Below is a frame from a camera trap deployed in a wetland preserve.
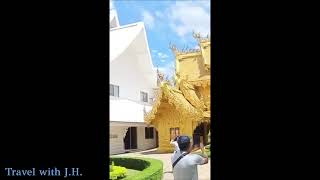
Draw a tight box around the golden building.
[145,33,211,153]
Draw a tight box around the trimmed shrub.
[110,157,150,171]
[110,157,163,180]
[109,162,127,180]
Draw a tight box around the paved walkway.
[112,148,210,180]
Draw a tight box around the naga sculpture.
[175,73,206,110]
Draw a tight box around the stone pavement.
[112,148,211,180]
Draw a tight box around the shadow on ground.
[163,171,173,174]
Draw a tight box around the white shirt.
[171,141,179,152]
[171,151,205,180]
[170,141,180,164]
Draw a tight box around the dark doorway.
[124,127,137,150]
[156,130,159,147]
[193,122,209,147]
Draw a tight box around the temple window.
[140,91,148,102]
[110,84,119,97]
[170,127,180,140]
[145,127,154,139]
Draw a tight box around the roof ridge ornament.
[169,42,179,55]
[156,67,165,85]
[169,42,201,55]
[193,31,201,41]
[193,31,210,42]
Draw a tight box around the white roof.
[110,9,120,28]
[110,22,156,86]
[110,98,152,123]
[110,23,142,62]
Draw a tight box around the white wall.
[110,124,157,155]
[110,99,153,123]
[110,22,157,155]
[110,50,155,103]
[110,126,127,155]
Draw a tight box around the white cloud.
[158,52,169,59]
[167,1,210,38]
[152,49,158,53]
[142,10,155,29]
[157,52,169,62]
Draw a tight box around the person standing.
[171,136,208,180]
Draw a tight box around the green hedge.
[110,157,163,180]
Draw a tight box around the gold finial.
[193,31,201,41]
[193,31,211,43]
[169,42,178,54]
[157,69,164,83]
[204,33,210,42]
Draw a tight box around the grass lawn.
[119,169,141,180]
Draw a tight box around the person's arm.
[192,153,208,165]
[191,146,200,152]
[170,136,179,145]
[199,143,209,164]
[170,139,174,145]
[170,137,177,146]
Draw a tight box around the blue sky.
[110,0,210,79]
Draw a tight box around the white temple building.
[109,8,158,155]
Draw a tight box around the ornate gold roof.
[145,82,203,124]
[146,33,211,125]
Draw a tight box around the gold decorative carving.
[176,74,206,110]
